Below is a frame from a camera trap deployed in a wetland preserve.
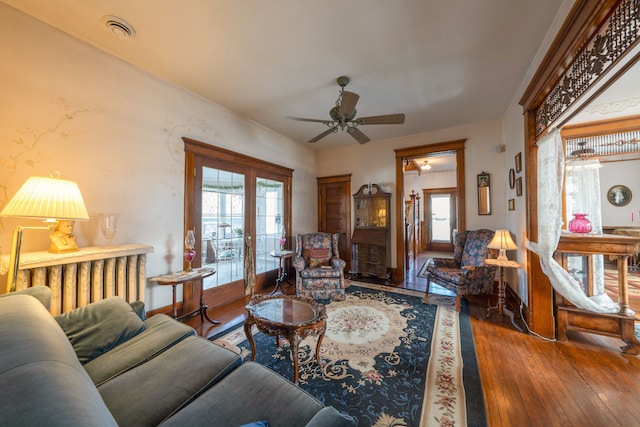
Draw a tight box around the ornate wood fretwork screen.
[536,0,640,136]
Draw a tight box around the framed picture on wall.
[508,199,515,211]
[607,185,632,207]
[509,169,515,189]
[515,152,522,173]
[516,177,523,197]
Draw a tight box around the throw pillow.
[309,248,331,267]
[55,296,146,364]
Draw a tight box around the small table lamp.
[485,229,523,332]
[1,174,89,292]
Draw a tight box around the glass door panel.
[201,167,245,290]
[255,178,284,275]
[430,194,452,242]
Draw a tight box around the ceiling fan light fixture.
[420,161,431,170]
[287,75,405,144]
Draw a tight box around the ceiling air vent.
[101,15,136,39]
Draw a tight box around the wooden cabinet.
[349,184,391,282]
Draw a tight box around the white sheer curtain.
[526,129,618,313]
[565,158,605,297]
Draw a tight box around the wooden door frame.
[394,140,466,282]
[519,0,640,337]
[317,174,352,270]
[423,187,457,252]
[183,137,293,312]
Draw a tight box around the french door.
[184,138,292,309]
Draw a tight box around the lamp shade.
[487,229,517,261]
[0,176,89,221]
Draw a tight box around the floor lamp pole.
[6,225,50,293]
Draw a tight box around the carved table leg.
[244,320,257,361]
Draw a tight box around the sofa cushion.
[84,313,195,386]
[305,406,356,427]
[160,362,325,427]
[98,335,242,426]
[55,296,147,364]
[0,295,117,427]
[0,285,51,309]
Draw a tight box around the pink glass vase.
[568,213,592,234]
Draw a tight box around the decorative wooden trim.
[533,0,640,136]
[521,0,636,338]
[394,139,466,283]
[561,113,640,138]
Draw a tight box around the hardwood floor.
[181,253,640,427]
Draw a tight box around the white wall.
[316,119,507,267]
[600,161,640,225]
[0,4,318,310]
[501,0,578,302]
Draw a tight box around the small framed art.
[516,177,523,197]
[607,185,632,207]
[515,152,522,173]
[509,168,515,189]
[508,199,515,211]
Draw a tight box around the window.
[184,138,292,307]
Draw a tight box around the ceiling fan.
[287,76,405,144]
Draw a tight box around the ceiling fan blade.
[347,127,370,144]
[339,91,359,118]
[286,116,328,123]
[356,113,405,125]
[308,127,336,143]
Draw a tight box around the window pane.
[201,167,245,290]
[255,178,284,275]
[430,194,451,242]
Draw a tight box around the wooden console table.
[554,233,640,354]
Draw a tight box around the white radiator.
[10,243,153,315]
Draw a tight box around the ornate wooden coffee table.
[244,294,326,384]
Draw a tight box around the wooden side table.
[483,258,523,332]
[269,250,294,295]
[150,268,219,324]
[244,294,326,384]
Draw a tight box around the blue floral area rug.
[212,283,486,427]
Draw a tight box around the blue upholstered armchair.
[293,232,346,301]
[424,229,498,311]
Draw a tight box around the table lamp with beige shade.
[1,173,89,292]
[484,229,523,332]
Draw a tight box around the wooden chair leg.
[423,279,431,304]
[455,295,461,312]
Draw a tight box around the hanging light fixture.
[420,161,432,171]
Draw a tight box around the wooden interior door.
[317,174,351,270]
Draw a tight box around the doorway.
[394,139,466,282]
[184,138,293,311]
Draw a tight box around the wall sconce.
[1,174,89,292]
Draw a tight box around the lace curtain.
[526,129,618,313]
[565,157,606,298]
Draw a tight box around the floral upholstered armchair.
[293,232,346,301]
[424,229,498,311]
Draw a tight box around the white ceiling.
[2,0,564,150]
